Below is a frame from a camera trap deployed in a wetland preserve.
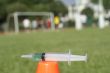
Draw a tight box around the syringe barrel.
[45,53,70,61]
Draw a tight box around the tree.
[6,2,29,13]
[0,2,7,24]
[32,4,50,12]
[92,0,110,10]
[49,2,67,15]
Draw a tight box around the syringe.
[21,52,87,62]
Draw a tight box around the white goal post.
[9,12,55,33]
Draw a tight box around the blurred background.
[0,0,110,73]
[0,0,110,32]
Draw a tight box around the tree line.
[0,0,110,24]
[0,0,67,24]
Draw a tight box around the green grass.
[0,28,110,73]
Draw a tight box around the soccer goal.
[7,12,55,33]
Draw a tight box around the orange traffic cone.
[36,61,60,73]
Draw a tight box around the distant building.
[61,0,107,29]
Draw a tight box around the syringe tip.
[21,54,33,58]
[21,55,26,58]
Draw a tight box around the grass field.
[0,28,110,73]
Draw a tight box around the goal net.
[7,12,55,33]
